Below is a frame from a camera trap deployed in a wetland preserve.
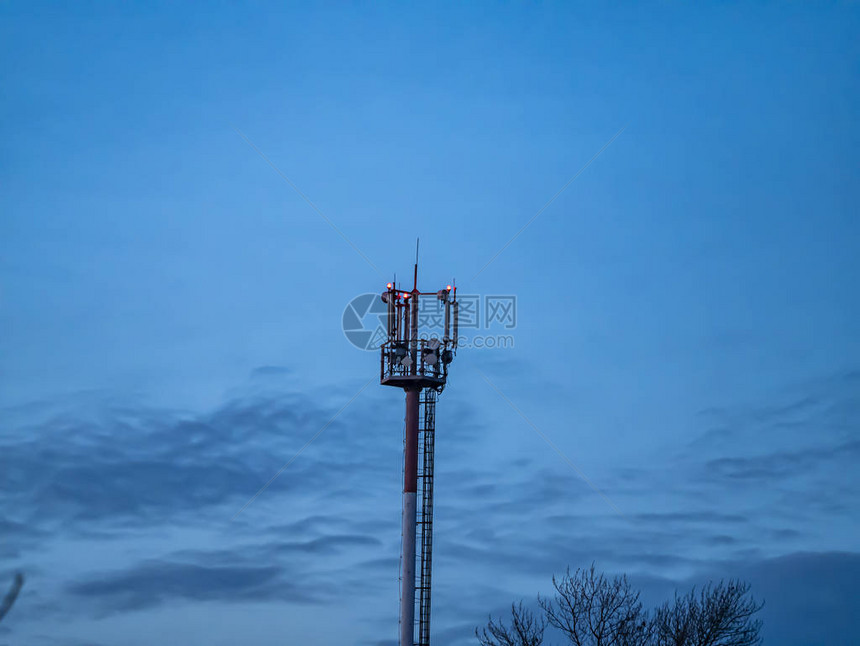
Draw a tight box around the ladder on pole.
[415,389,437,646]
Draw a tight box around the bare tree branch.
[477,601,547,646]
[0,573,24,623]
[537,564,650,646]
[653,580,763,646]
[475,566,764,646]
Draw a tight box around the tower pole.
[380,263,457,646]
[400,387,420,646]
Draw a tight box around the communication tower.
[379,257,458,646]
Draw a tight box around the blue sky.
[1,2,858,645]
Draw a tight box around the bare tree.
[537,564,651,646]
[477,601,547,646]
[0,573,24,623]
[652,580,763,646]
[476,567,764,646]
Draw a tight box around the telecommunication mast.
[379,257,458,646]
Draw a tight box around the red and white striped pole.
[400,386,419,646]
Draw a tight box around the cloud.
[1,368,858,645]
[0,374,493,635]
[705,440,860,481]
[0,383,408,535]
[631,511,749,524]
[65,530,385,615]
[249,365,292,378]
[460,551,860,646]
[0,519,44,558]
[746,551,860,646]
[636,551,860,646]
[690,370,860,452]
[68,561,293,613]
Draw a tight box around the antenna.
[413,237,419,292]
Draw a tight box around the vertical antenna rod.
[413,238,419,292]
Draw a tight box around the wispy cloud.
[1,369,858,644]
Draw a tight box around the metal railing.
[380,338,451,384]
